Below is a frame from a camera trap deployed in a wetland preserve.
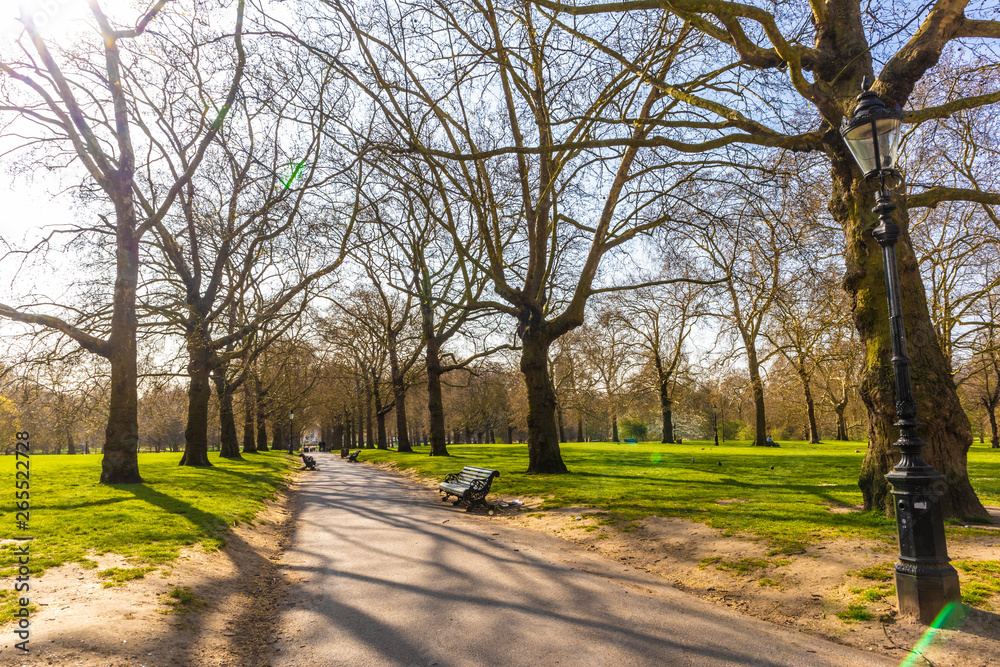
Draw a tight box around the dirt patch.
[497,507,1000,667]
[0,475,300,666]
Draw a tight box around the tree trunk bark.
[213,366,242,459]
[660,373,674,444]
[520,333,568,473]
[746,345,767,447]
[242,387,257,453]
[426,341,449,456]
[834,391,849,441]
[392,380,411,453]
[272,420,283,454]
[833,152,986,518]
[101,199,142,483]
[373,368,388,450]
[796,365,821,444]
[988,403,998,449]
[365,378,375,448]
[180,351,213,466]
[387,333,413,452]
[256,413,269,451]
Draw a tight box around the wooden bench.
[347,450,361,462]
[299,452,317,470]
[439,466,500,513]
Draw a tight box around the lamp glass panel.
[845,116,902,175]
[876,117,902,171]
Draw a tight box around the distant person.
[765,434,777,447]
[318,440,326,452]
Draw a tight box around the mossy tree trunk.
[521,331,568,474]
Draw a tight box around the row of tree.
[1,0,999,520]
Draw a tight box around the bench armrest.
[443,472,460,482]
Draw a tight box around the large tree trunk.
[834,390,849,441]
[659,370,674,444]
[426,354,449,456]
[520,333,568,473]
[389,341,412,452]
[242,387,257,453]
[832,152,986,518]
[213,366,242,459]
[256,413,269,451]
[364,378,374,448]
[796,364,821,444]
[272,420,283,454]
[101,204,142,483]
[422,300,450,456]
[180,349,213,466]
[373,369,388,450]
[746,345,767,447]
[611,414,619,443]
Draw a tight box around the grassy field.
[361,439,1000,553]
[1,441,997,622]
[0,450,294,622]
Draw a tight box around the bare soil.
[0,477,299,667]
[3,464,998,667]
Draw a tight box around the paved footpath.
[272,454,895,667]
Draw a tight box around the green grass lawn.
[363,439,1000,554]
[0,450,294,622]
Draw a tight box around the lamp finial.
[862,75,872,92]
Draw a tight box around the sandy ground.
[1,461,997,666]
[0,478,298,667]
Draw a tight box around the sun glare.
[0,0,143,40]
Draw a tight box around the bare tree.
[534,0,1000,516]
[0,0,249,481]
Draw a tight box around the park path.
[271,454,895,667]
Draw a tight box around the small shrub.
[618,417,648,441]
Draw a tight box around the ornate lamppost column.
[841,78,961,624]
[289,409,295,454]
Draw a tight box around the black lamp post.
[841,77,960,624]
[289,410,295,453]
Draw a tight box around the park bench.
[439,466,501,513]
[347,450,361,462]
[623,438,638,444]
[299,452,317,470]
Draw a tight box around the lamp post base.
[895,565,961,624]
